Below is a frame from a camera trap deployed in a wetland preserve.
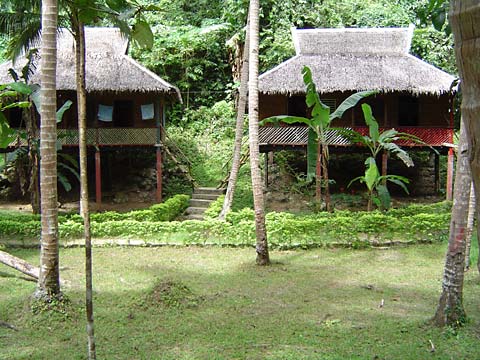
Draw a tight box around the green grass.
[1,243,480,359]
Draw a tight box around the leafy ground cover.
[0,201,452,249]
[1,244,479,359]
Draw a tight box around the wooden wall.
[259,91,452,128]
[57,91,164,129]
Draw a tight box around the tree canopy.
[126,0,456,109]
[0,0,456,110]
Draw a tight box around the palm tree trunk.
[75,23,97,359]
[25,106,40,214]
[433,118,470,327]
[464,182,475,270]
[449,0,480,279]
[248,0,269,266]
[450,0,480,278]
[36,0,60,300]
[73,20,96,359]
[0,250,39,279]
[219,15,250,220]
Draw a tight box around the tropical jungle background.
[0,0,457,210]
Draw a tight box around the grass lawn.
[1,244,479,359]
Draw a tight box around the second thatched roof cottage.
[258,26,456,196]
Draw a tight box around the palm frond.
[6,18,41,61]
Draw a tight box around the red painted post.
[156,147,162,203]
[95,150,102,204]
[446,148,454,201]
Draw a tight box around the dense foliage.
[129,0,456,111]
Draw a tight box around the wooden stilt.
[155,98,163,203]
[446,148,454,201]
[264,152,268,188]
[434,152,440,193]
[95,149,102,204]
[156,146,162,203]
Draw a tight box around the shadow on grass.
[1,246,480,359]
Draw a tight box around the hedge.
[0,194,190,240]
[90,194,190,223]
[0,201,451,249]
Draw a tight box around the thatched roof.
[259,26,455,96]
[0,27,181,100]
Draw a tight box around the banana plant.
[0,82,31,148]
[340,103,426,211]
[349,157,409,211]
[0,81,76,193]
[260,66,376,211]
[336,103,424,168]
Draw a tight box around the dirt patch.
[142,279,202,309]
[0,198,157,214]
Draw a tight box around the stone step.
[191,193,220,201]
[194,187,226,196]
[189,199,212,208]
[185,207,207,215]
[183,214,205,221]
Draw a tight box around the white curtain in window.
[98,104,113,122]
[141,103,154,120]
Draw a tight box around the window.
[113,100,134,127]
[398,96,419,126]
[322,99,337,112]
[8,107,23,128]
[98,104,113,123]
[354,98,384,126]
[288,96,307,117]
[141,103,154,121]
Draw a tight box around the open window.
[287,96,307,117]
[7,107,23,128]
[113,100,134,127]
[398,96,419,126]
[355,97,384,126]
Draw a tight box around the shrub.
[0,201,452,249]
[0,220,40,238]
[225,208,255,225]
[90,194,190,223]
[149,194,190,221]
[203,195,225,220]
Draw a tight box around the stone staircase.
[184,187,226,220]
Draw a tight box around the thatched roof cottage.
[0,27,181,203]
[258,26,456,196]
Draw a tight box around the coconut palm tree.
[464,182,475,270]
[433,118,470,327]
[450,0,480,274]
[220,15,249,220]
[1,3,153,356]
[248,0,269,265]
[432,0,480,328]
[36,0,60,300]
